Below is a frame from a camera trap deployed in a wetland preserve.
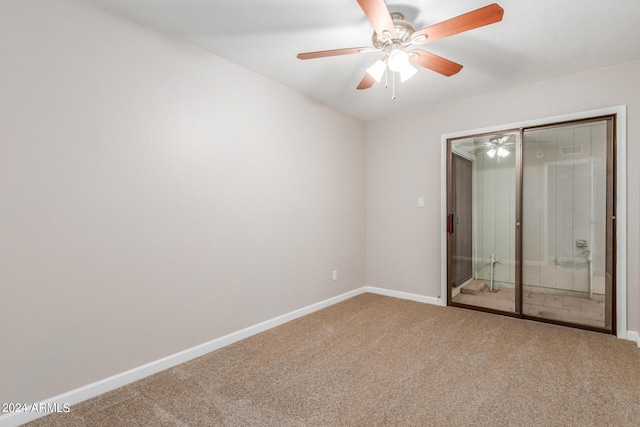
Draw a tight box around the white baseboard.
[627,331,640,347]
[0,287,368,427]
[363,286,444,306]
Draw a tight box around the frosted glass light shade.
[366,60,386,82]
[387,49,408,72]
[387,49,417,82]
[398,62,417,82]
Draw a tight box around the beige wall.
[0,0,365,403]
[366,61,640,331]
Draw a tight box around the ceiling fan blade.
[409,50,463,76]
[357,73,376,90]
[411,3,504,45]
[297,47,375,60]
[357,0,397,39]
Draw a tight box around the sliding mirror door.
[521,117,614,332]
[447,131,521,315]
[446,116,615,334]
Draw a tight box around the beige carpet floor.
[26,293,640,426]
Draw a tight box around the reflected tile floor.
[452,288,606,329]
[453,287,516,313]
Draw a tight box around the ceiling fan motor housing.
[372,13,416,48]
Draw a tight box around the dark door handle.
[447,213,455,234]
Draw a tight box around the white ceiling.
[91,0,640,121]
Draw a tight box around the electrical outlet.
[332,270,338,281]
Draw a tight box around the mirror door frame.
[441,107,627,337]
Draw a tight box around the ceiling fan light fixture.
[387,48,409,72]
[387,48,417,82]
[366,59,387,82]
[497,146,509,157]
[397,61,417,82]
[296,2,505,91]
[487,148,497,158]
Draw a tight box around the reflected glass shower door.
[448,131,520,315]
[522,118,614,331]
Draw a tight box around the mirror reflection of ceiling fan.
[297,0,504,96]
[484,135,513,160]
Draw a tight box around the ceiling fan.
[297,0,504,93]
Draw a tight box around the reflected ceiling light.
[486,135,511,159]
[487,146,509,158]
[497,146,510,157]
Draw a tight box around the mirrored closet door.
[447,130,521,316]
[521,118,614,332]
[447,116,615,334]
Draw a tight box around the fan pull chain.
[392,71,396,100]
